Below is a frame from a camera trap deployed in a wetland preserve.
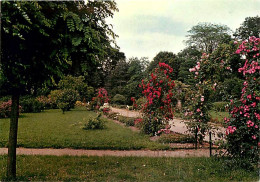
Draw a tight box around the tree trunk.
[7,93,20,179]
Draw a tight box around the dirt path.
[110,107,225,142]
[0,148,219,157]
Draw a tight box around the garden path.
[110,107,225,142]
[0,148,219,157]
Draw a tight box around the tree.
[1,1,118,179]
[186,23,232,53]
[234,16,260,40]
[177,47,201,85]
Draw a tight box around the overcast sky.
[107,0,260,60]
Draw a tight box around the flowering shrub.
[20,96,44,113]
[225,36,260,163]
[187,53,214,143]
[0,100,22,118]
[139,62,175,135]
[90,88,110,110]
[36,95,56,109]
[131,97,137,110]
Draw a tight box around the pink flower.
[252,135,256,140]
[200,96,204,102]
[195,72,199,75]
[196,108,201,112]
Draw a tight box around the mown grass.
[0,107,168,150]
[0,155,258,181]
[209,110,230,125]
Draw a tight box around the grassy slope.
[0,155,258,181]
[0,107,167,150]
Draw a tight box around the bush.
[117,115,135,126]
[49,90,63,107]
[0,96,11,102]
[0,100,22,118]
[58,75,88,101]
[138,117,164,136]
[158,133,194,143]
[212,102,229,112]
[36,95,56,109]
[135,97,146,110]
[83,114,106,130]
[112,94,126,105]
[56,89,79,113]
[20,96,44,113]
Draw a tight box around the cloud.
[108,0,260,59]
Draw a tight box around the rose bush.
[225,36,260,163]
[139,62,175,135]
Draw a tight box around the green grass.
[0,107,168,150]
[0,155,258,181]
[209,110,230,125]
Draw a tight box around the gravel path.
[110,107,225,142]
[0,148,218,157]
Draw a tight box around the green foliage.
[136,97,146,110]
[112,94,126,105]
[117,115,136,126]
[212,102,229,112]
[234,16,260,40]
[19,96,44,113]
[56,89,79,113]
[58,75,88,101]
[186,23,232,53]
[83,114,106,130]
[138,117,164,136]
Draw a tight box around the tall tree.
[234,16,260,40]
[1,1,118,179]
[185,23,232,53]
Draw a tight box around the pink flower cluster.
[226,126,237,135]
[189,61,201,75]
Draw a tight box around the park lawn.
[0,107,168,150]
[209,110,230,125]
[0,155,258,181]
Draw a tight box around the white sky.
[107,0,260,60]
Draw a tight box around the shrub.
[106,112,118,120]
[20,96,44,113]
[117,115,135,126]
[0,96,11,102]
[58,75,88,101]
[56,89,79,113]
[138,117,164,135]
[158,133,194,143]
[90,88,110,110]
[49,90,63,107]
[83,114,106,130]
[136,97,146,110]
[112,94,126,105]
[36,95,56,109]
[0,100,22,118]
[212,102,229,112]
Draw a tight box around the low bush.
[158,133,194,143]
[83,114,106,130]
[112,94,126,105]
[56,89,79,113]
[36,95,57,109]
[136,97,146,110]
[137,117,165,135]
[0,100,22,118]
[117,115,135,126]
[212,102,229,112]
[0,96,11,102]
[20,96,44,113]
[106,112,118,120]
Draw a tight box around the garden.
[0,1,259,181]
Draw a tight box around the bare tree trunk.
[7,93,20,179]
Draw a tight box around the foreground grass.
[0,107,167,150]
[0,155,258,181]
